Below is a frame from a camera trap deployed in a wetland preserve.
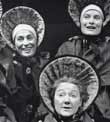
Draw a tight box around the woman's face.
[14,29,37,57]
[54,82,82,117]
[80,10,103,36]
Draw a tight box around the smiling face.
[80,9,103,36]
[54,82,82,117]
[14,29,37,57]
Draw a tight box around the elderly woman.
[38,56,100,122]
[0,6,50,122]
[57,0,110,120]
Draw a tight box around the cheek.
[80,19,88,30]
[80,17,86,25]
[80,20,87,33]
[30,39,37,48]
[54,96,62,107]
[72,101,81,114]
[71,98,82,114]
[15,41,22,48]
[96,21,103,27]
[71,98,81,108]
[54,96,63,110]
[31,39,37,44]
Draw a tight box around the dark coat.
[7,51,50,122]
[57,35,110,119]
[34,110,110,122]
[0,44,17,122]
[34,112,94,122]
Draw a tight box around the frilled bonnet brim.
[1,6,45,50]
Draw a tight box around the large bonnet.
[39,56,99,113]
[68,0,110,27]
[1,6,45,50]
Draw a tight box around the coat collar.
[13,50,50,67]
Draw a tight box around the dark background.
[22,0,79,56]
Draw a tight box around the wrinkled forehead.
[55,82,80,97]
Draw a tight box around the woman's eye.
[70,93,77,98]
[58,93,65,97]
[17,36,24,41]
[94,15,101,20]
[71,94,76,97]
[84,14,90,19]
[27,35,34,40]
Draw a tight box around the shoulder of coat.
[40,51,50,59]
[68,35,83,42]
[43,113,57,122]
[105,36,110,43]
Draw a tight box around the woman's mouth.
[20,45,34,51]
[63,106,72,110]
[87,26,96,29]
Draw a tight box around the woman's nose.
[64,101,70,105]
[23,38,29,45]
[89,17,95,24]
[64,96,70,104]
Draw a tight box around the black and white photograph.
[0,0,110,122]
